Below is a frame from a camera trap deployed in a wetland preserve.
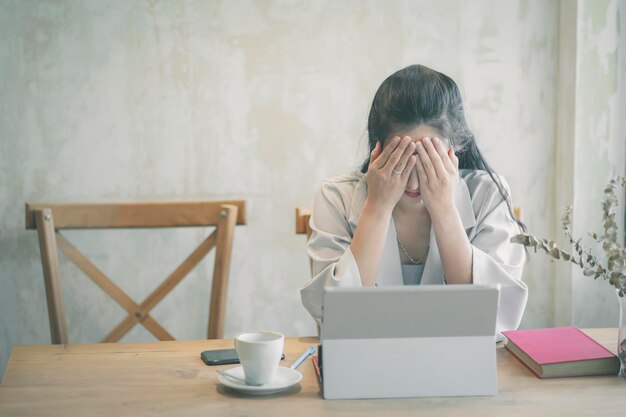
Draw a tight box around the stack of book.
[502,327,620,378]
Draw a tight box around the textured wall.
[0,0,563,378]
[569,0,626,326]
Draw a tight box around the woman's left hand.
[415,136,459,216]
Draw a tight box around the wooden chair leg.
[34,209,68,344]
[208,204,238,339]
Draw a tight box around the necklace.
[396,232,430,265]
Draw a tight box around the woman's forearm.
[350,200,392,287]
[431,207,473,284]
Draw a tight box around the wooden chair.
[296,204,520,337]
[295,207,312,239]
[296,205,523,239]
[25,201,246,344]
[295,207,314,277]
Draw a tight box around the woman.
[300,64,528,334]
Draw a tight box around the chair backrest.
[295,207,312,239]
[295,204,523,260]
[25,201,246,344]
[297,206,522,233]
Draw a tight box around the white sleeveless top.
[401,263,425,285]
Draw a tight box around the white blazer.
[300,169,528,334]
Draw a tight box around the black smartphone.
[200,349,285,366]
[201,349,239,366]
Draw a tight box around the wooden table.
[1,329,625,416]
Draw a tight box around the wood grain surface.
[1,330,624,417]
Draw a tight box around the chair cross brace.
[55,230,217,342]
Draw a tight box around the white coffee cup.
[234,331,284,386]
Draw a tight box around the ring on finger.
[392,168,403,175]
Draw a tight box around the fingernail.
[433,137,440,145]
[416,142,424,149]
[423,137,431,144]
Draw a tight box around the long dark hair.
[362,64,525,231]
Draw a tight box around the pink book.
[502,327,620,378]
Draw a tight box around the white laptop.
[319,284,500,399]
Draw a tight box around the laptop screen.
[321,284,499,340]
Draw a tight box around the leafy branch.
[511,176,626,297]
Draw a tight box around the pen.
[289,344,316,369]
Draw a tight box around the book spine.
[311,356,323,386]
[505,343,544,379]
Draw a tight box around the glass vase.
[618,290,626,377]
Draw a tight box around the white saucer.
[218,366,302,395]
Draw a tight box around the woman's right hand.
[352,136,416,286]
[366,136,416,214]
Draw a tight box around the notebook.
[320,284,500,399]
[502,326,620,378]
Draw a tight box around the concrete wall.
[0,0,619,379]
[566,0,626,327]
